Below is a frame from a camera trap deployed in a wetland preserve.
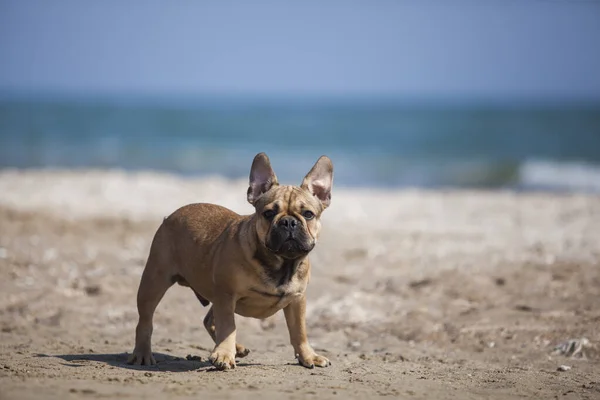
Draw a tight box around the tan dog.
[128,153,333,370]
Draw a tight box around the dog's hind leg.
[128,230,175,366]
[203,306,250,358]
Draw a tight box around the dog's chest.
[235,280,306,318]
[236,253,310,318]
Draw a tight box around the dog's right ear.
[248,152,279,205]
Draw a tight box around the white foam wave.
[519,160,600,192]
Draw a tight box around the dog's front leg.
[284,295,331,368]
[209,293,237,370]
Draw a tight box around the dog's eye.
[302,210,315,220]
[263,210,276,220]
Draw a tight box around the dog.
[128,152,333,370]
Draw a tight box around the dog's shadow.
[36,352,259,372]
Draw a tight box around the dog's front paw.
[297,351,331,369]
[127,348,156,366]
[209,348,236,370]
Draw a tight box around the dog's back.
[165,203,241,240]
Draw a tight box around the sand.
[1,169,599,399]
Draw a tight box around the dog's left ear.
[301,155,334,209]
[248,152,279,205]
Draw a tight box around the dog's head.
[247,153,333,260]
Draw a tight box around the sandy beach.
[1,169,599,399]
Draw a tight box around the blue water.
[1,96,600,191]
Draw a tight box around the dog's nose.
[278,216,298,230]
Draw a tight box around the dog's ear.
[301,155,333,209]
[248,152,279,205]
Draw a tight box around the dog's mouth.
[267,233,314,258]
[279,237,301,251]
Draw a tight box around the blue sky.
[1,0,600,100]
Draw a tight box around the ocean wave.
[2,100,600,193]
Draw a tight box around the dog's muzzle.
[267,216,314,258]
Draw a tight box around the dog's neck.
[247,217,306,287]
[254,244,305,287]
[241,214,308,287]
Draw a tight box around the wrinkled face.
[254,185,323,259]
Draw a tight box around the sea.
[1,95,600,192]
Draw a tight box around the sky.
[1,0,600,101]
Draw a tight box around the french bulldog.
[128,152,333,370]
